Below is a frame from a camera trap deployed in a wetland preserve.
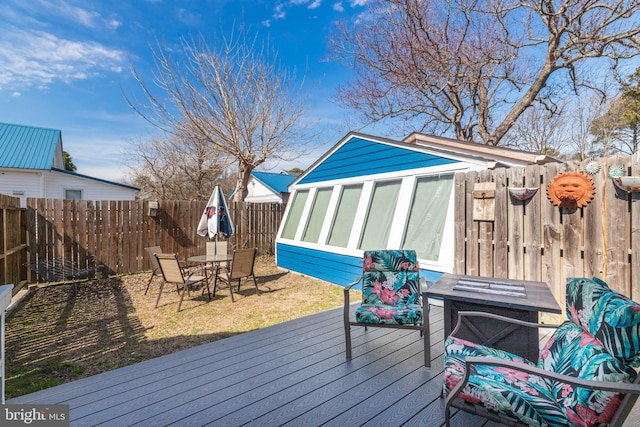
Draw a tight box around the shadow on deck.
[7,305,640,426]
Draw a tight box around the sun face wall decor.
[546,171,596,209]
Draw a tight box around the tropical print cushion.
[444,336,568,426]
[538,321,636,426]
[567,277,640,367]
[361,250,420,306]
[355,303,422,325]
[566,277,612,335]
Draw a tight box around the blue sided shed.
[275,132,557,289]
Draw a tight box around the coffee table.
[426,273,562,361]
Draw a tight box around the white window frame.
[276,163,468,273]
[64,188,83,200]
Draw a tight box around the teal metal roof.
[252,171,296,194]
[0,122,61,169]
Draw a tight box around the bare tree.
[329,0,640,146]
[126,29,315,202]
[590,96,638,154]
[591,69,640,154]
[566,92,612,160]
[125,134,227,201]
[502,103,568,156]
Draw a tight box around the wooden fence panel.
[477,169,494,277]
[524,164,542,282]
[453,173,467,273]
[19,199,284,283]
[454,153,640,306]
[605,155,630,295]
[583,160,604,280]
[632,153,640,298]
[465,170,479,275]
[508,166,525,280]
[0,194,27,294]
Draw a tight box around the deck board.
[8,305,639,426]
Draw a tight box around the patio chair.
[154,253,211,312]
[144,246,162,295]
[213,248,259,302]
[443,277,640,427]
[343,249,430,367]
[206,241,228,256]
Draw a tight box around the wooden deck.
[7,305,639,426]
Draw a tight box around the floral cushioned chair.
[443,277,640,427]
[343,249,430,367]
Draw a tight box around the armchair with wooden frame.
[443,277,640,427]
[154,253,211,312]
[343,249,430,367]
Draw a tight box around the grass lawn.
[5,255,361,399]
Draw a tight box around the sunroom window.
[280,190,309,239]
[302,188,333,243]
[327,184,363,248]
[358,180,401,250]
[402,174,453,260]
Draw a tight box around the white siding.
[244,178,283,203]
[0,168,137,207]
[45,171,137,201]
[0,169,44,206]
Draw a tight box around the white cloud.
[12,92,20,97]
[262,20,272,27]
[0,27,125,89]
[29,0,118,30]
[333,2,345,12]
[351,0,369,5]
[273,4,286,19]
[309,0,322,9]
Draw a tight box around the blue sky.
[0,0,381,183]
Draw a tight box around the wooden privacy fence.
[0,194,27,295]
[454,153,640,312]
[24,199,284,280]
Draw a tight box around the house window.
[402,174,454,261]
[358,180,401,250]
[280,190,309,239]
[302,188,333,243]
[327,184,363,248]
[65,189,82,200]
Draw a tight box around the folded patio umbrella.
[197,185,234,250]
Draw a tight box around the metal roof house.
[275,132,557,287]
[244,171,297,204]
[0,122,139,207]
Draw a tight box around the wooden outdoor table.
[426,273,562,361]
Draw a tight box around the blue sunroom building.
[275,132,556,288]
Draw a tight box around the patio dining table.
[187,254,233,295]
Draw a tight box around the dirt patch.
[5,255,361,399]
